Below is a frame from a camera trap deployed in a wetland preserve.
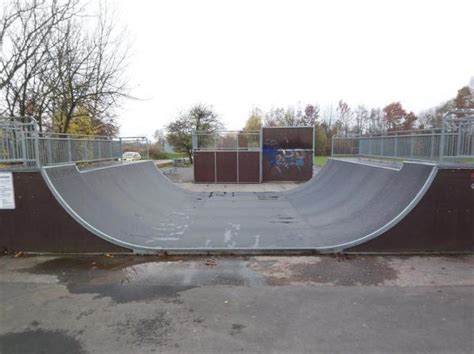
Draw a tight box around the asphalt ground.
[1,254,472,353]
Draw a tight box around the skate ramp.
[41,159,438,252]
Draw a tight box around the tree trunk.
[186,148,193,164]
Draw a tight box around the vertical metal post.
[214,151,217,183]
[409,133,414,158]
[456,122,462,157]
[191,130,196,151]
[67,135,72,162]
[259,127,263,183]
[20,127,27,166]
[236,132,239,183]
[84,139,88,162]
[439,117,446,162]
[191,131,197,166]
[430,131,434,161]
[146,138,150,159]
[394,133,398,158]
[214,132,217,183]
[97,138,101,160]
[380,135,384,156]
[331,136,335,156]
[47,137,53,165]
[119,137,123,163]
[33,122,40,168]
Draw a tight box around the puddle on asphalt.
[24,255,267,303]
[0,329,84,354]
[24,255,402,292]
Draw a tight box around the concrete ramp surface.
[38,159,465,253]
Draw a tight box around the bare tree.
[367,108,384,133]
[263,104,319,127]
[336,100,352,137]
[353,105,369,134]
[47,2,129,134]
[1,0,130,136]
[1,0,79,129]
[321,104,336,129]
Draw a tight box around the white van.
[122,151,142,161]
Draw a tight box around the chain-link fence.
[0,117,148,169]
[332,115,474,163]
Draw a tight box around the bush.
[148,143,186,160]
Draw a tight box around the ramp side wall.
[0,171,130,253]
[346,167,474,253]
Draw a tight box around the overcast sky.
[114,0,474,138]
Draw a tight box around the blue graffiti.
[263,147,305,171]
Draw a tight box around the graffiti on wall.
[263,138,307,177]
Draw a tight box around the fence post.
[380,135,384,156]
[119,137,123,163]
[145,138,149,159]
[259,127,263,183]
[33,122,40,168]
[236,133,239,183]
[331,136,335,156]
[84,139,88,161]
[430,131,434,161]
[394,133,398,158]
[439,117,446,162]
[456,122,463,157]
[191,130,196,152]
[19,127,27,166]
[67,135,72,162]
[97,138,101,160]
[47,137,53,165]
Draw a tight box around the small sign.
[0,172,15,209]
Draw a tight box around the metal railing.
[192,130,261,151]
[0,116,149,169]
[331,115,474,163]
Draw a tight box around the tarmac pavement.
[0,254,472,353]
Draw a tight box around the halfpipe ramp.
[1,159,472,253]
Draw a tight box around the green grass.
[313,156,329,167]
[150,151,187,160]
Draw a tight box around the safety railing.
[331,115,474,163]
[192,130,261,151]
[0,116,149,169]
